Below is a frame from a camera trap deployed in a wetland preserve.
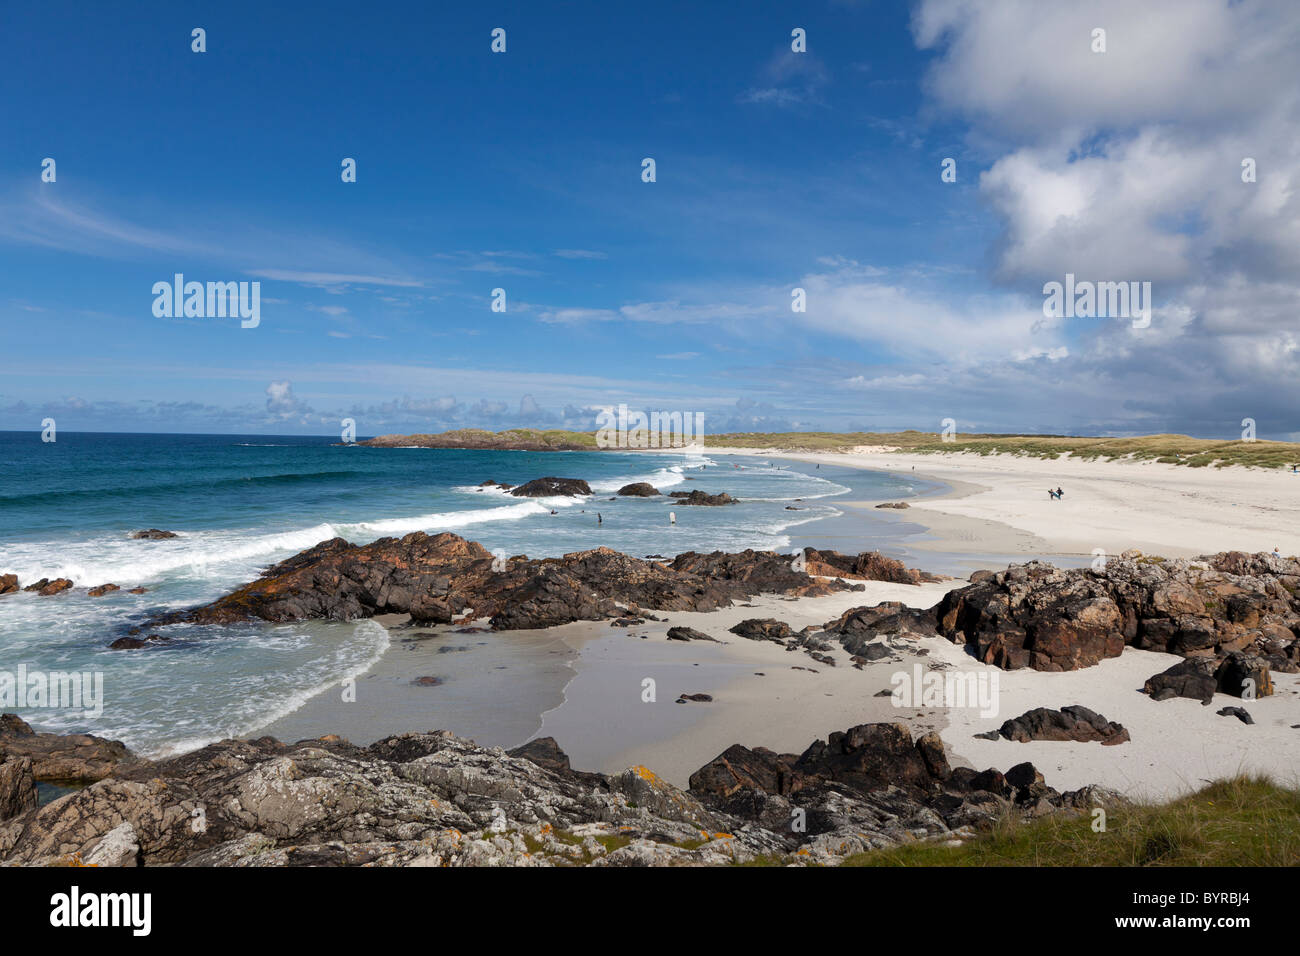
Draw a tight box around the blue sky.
[2,0,1298,438]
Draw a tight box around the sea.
[0,431,932,756]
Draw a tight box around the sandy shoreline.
[248,447,1300,803]
[713,445,1299,558]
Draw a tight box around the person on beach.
[669,511,676,525]
[1056,486,1064,498]
[597,513,602,525]
[1048,488,1058,500]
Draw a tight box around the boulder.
[666,627,719,642]
[616,482,660,497]
[508,477,592,497]
[130,529,178,539]
[729,619,795,644]
[668,490,737,506]
[87,583,120,597]
[996,706,1130,745]
[0,575,18,595]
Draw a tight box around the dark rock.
[508,477,592,497]
[506,736,571,773]
[677,694,713,703]
[0,714,134,783]
[997,706,1130,745]
[874,501,910,509]
[1216,706,1254,725]
[0,575,18,595]
[411,676,445,687]
[729,619,795,644]
[616,482,660,497]
[668,490,737,506]
[1144,658,1220,703]
[130,529,178,539]
[87,583,120,597]
[23,578,72,596]
[666,627,719,642]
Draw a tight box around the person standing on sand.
[1056,486,1064,498]
[1048,488,1058,500]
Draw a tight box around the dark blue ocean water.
[0,432,917,754]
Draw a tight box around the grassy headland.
[838,775,1300,867]
[360,427,1300,469]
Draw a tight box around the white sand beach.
[715,445,1299,559]
[537,448,1300,800]
[255,448,1300,804]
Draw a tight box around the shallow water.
[0,433,924,754]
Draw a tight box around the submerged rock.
[22,578,72,596]
[130,529,178,539]
[669,490,737,506]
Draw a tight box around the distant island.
[359,428,1300,469]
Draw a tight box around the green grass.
[362,427,1300,469]
[839,776,1300,867]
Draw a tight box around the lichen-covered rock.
[0,723,1116,867]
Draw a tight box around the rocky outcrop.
[994,706,1130,745]
[616,482,660,497]
[477,479,513,490]
[87,583,120,597]
[669,490,737,506]
[145,533,861,632]
[687,722,1122,859]
[0,755,37,820]
[875,501,910,509]
[0,722,1118,867]
[1143,652,1273,703]
[934,553,1300,682]
[801,548,939,585]
[0,575,18,595]
[508,477,592,497]
[0,714,134,783]
[22,578,72,596]
[130,529,178,539]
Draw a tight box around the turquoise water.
[0,432,922,755]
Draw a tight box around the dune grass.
[362,427,1300,469]
[839,775,1300,867]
